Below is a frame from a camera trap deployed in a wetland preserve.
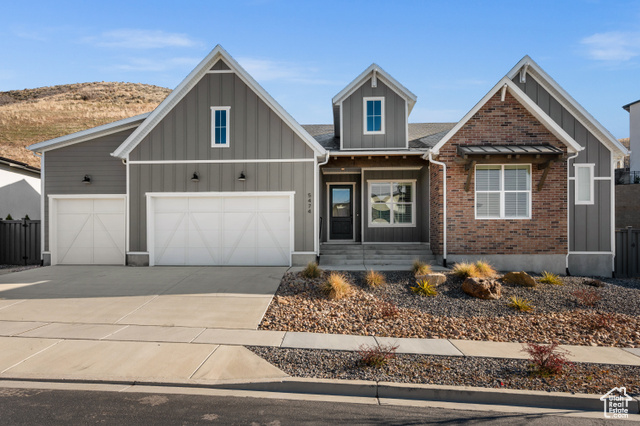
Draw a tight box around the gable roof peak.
[111,44,325,158]
[507,55,629,158]
[332,63,417,114]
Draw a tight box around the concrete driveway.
[0,266,286,330]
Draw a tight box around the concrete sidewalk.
[1,320,639,369]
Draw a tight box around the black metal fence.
[615,169,640,185]
[0,219,41,265]
[615,227,640,278]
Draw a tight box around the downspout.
[315,153,330,257]
[611,158,617,277]
[565,151,580,276]
[426,151,447,267]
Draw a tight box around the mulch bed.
[259,271,640,347]
[249,346,640,396]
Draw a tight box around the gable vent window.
[574,164,594,205]
[211,106,230,148]
[363,97,385,135]
[475,165,531,219]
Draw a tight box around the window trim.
[367,179,416,227]
[210,106,231,148]
[574,163,595,205]
[474,164,532,220]
[363,96,385,135]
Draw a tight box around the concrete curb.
[0,376,638,414]
[213,378,640,413]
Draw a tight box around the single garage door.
[149,193,292,266]
[51,196,126,265]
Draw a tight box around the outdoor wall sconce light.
[191,172,199,182]
[82,175,91,184]
[238,171,246,181]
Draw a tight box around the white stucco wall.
[630,102,640,173]
[0,168,41,220]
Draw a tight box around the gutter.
[315,153,330,256]
[424,151,447,267]
[565,151,581,275]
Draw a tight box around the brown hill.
[0,82,171,168]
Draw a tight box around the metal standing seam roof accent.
[457,145,565,156]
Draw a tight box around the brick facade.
[430,91,568,256]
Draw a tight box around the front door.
[329,185,353,240]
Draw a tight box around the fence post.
[627,226,634,278]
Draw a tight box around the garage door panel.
[151,194,291,266]
[94,247,124,264]
[57,199,93,214]
[189,197,222,211]
[60,247,93,264]
[93,199,124,213]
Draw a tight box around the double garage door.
[149,194,292,266]
[51,194,292,266]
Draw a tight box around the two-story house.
[28,45,628,276]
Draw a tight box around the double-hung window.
[363,97,385,134]
[369,180,415,226]
[574,164,594,205]
[211,106,230,147]
[475,165,531,219]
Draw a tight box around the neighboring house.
[0,156,41,220]
[623,99,639,173]
[28,45,628,276]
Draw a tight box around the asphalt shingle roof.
[301,123,457,151]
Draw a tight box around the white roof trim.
[28,113,149,153]
[430,77,583,155]
[506,55,629,159]
[112,45,325,158]
[329,150,425,156]
[332,63,417,114]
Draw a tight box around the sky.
[1,0,639,138]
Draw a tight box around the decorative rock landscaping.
[249,346,640,395]
[260,271,640,347]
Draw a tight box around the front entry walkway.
[319,244,441,270]
[0,266,286,329]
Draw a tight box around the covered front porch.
[319,155,430,246]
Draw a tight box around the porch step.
[319,244,435,267]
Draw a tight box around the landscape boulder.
[462,277,502,300]
[585,279,605,288]
[415,273,447,287]
[502,271,537,287]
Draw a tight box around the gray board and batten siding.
[43,128,131,251]
[512,74,612,253]
[128,66,316,253]
[341,78,407,150]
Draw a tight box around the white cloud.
[88,29,199,49]
[237,57,339,85]
[108,57,201,72]
[581,31,640,61]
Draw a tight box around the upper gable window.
[363,97,385,135]
[211,106,230,148]
[574,164,594,205]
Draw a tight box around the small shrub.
[365,270,386,288]
[522,342,573,376]
[5,214,13,220]
[590,312,616,331]
[508,296,534,312]
[474,260,496,278]
[376,299,400,319]
[572,288,602,307]
[412,259,432,276]
[322,272,353,300]
[539,271,563,285]
[411,280,437,297]
[358,343,399,368]
[302,262,322,279]
[452,262,477,279]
